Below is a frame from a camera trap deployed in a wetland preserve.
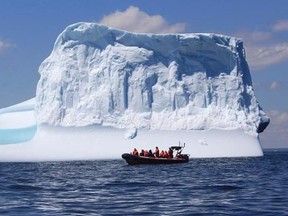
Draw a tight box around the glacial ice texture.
[36,22,269,135]
[0,98,37,144]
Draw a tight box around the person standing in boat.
[168,147,173,158]
[154,147,160,157]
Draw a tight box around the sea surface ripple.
[0,150,288,215]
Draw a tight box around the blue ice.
[0,125,37,144]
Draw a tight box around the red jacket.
[133,148,139,156]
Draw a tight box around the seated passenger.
[159,150,165,158]
[132,148,139,156]
[140,149,144,156]
[163,151,169,158]
[144,150,149,157]
[148,150,154,157]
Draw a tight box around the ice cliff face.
[35,22,269,134]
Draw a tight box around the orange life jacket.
[163,151,168,158]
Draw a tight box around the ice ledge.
[0,125,262,162]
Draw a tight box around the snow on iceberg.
[0,22,269,161]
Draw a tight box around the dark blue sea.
[1,150,288,215]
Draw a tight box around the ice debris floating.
[0,22,269,161]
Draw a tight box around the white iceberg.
[0,23,269,161]
[0,98,36,144]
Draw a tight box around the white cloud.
[0,38,15,54]
[235,21,288,71]
[273,20,288,32]
[237,31,271,43]
[270,81,279,90]
[245,43,288,70]
[267,110,288,125]
[99,6,186,34]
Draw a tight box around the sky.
[0,0,287,148]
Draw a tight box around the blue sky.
[0,0,287,148]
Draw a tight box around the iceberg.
[0,98,36,144]
[0,22,269,161]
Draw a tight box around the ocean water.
[0,150,287,215]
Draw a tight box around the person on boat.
[159,150,165,158]
[154,147,160,157]
[140,149,145,156]
[163,151,169,158]
[144,150,149,157]
[168,147,173,158]
[133,148,139,156]
[148,150,154,157]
